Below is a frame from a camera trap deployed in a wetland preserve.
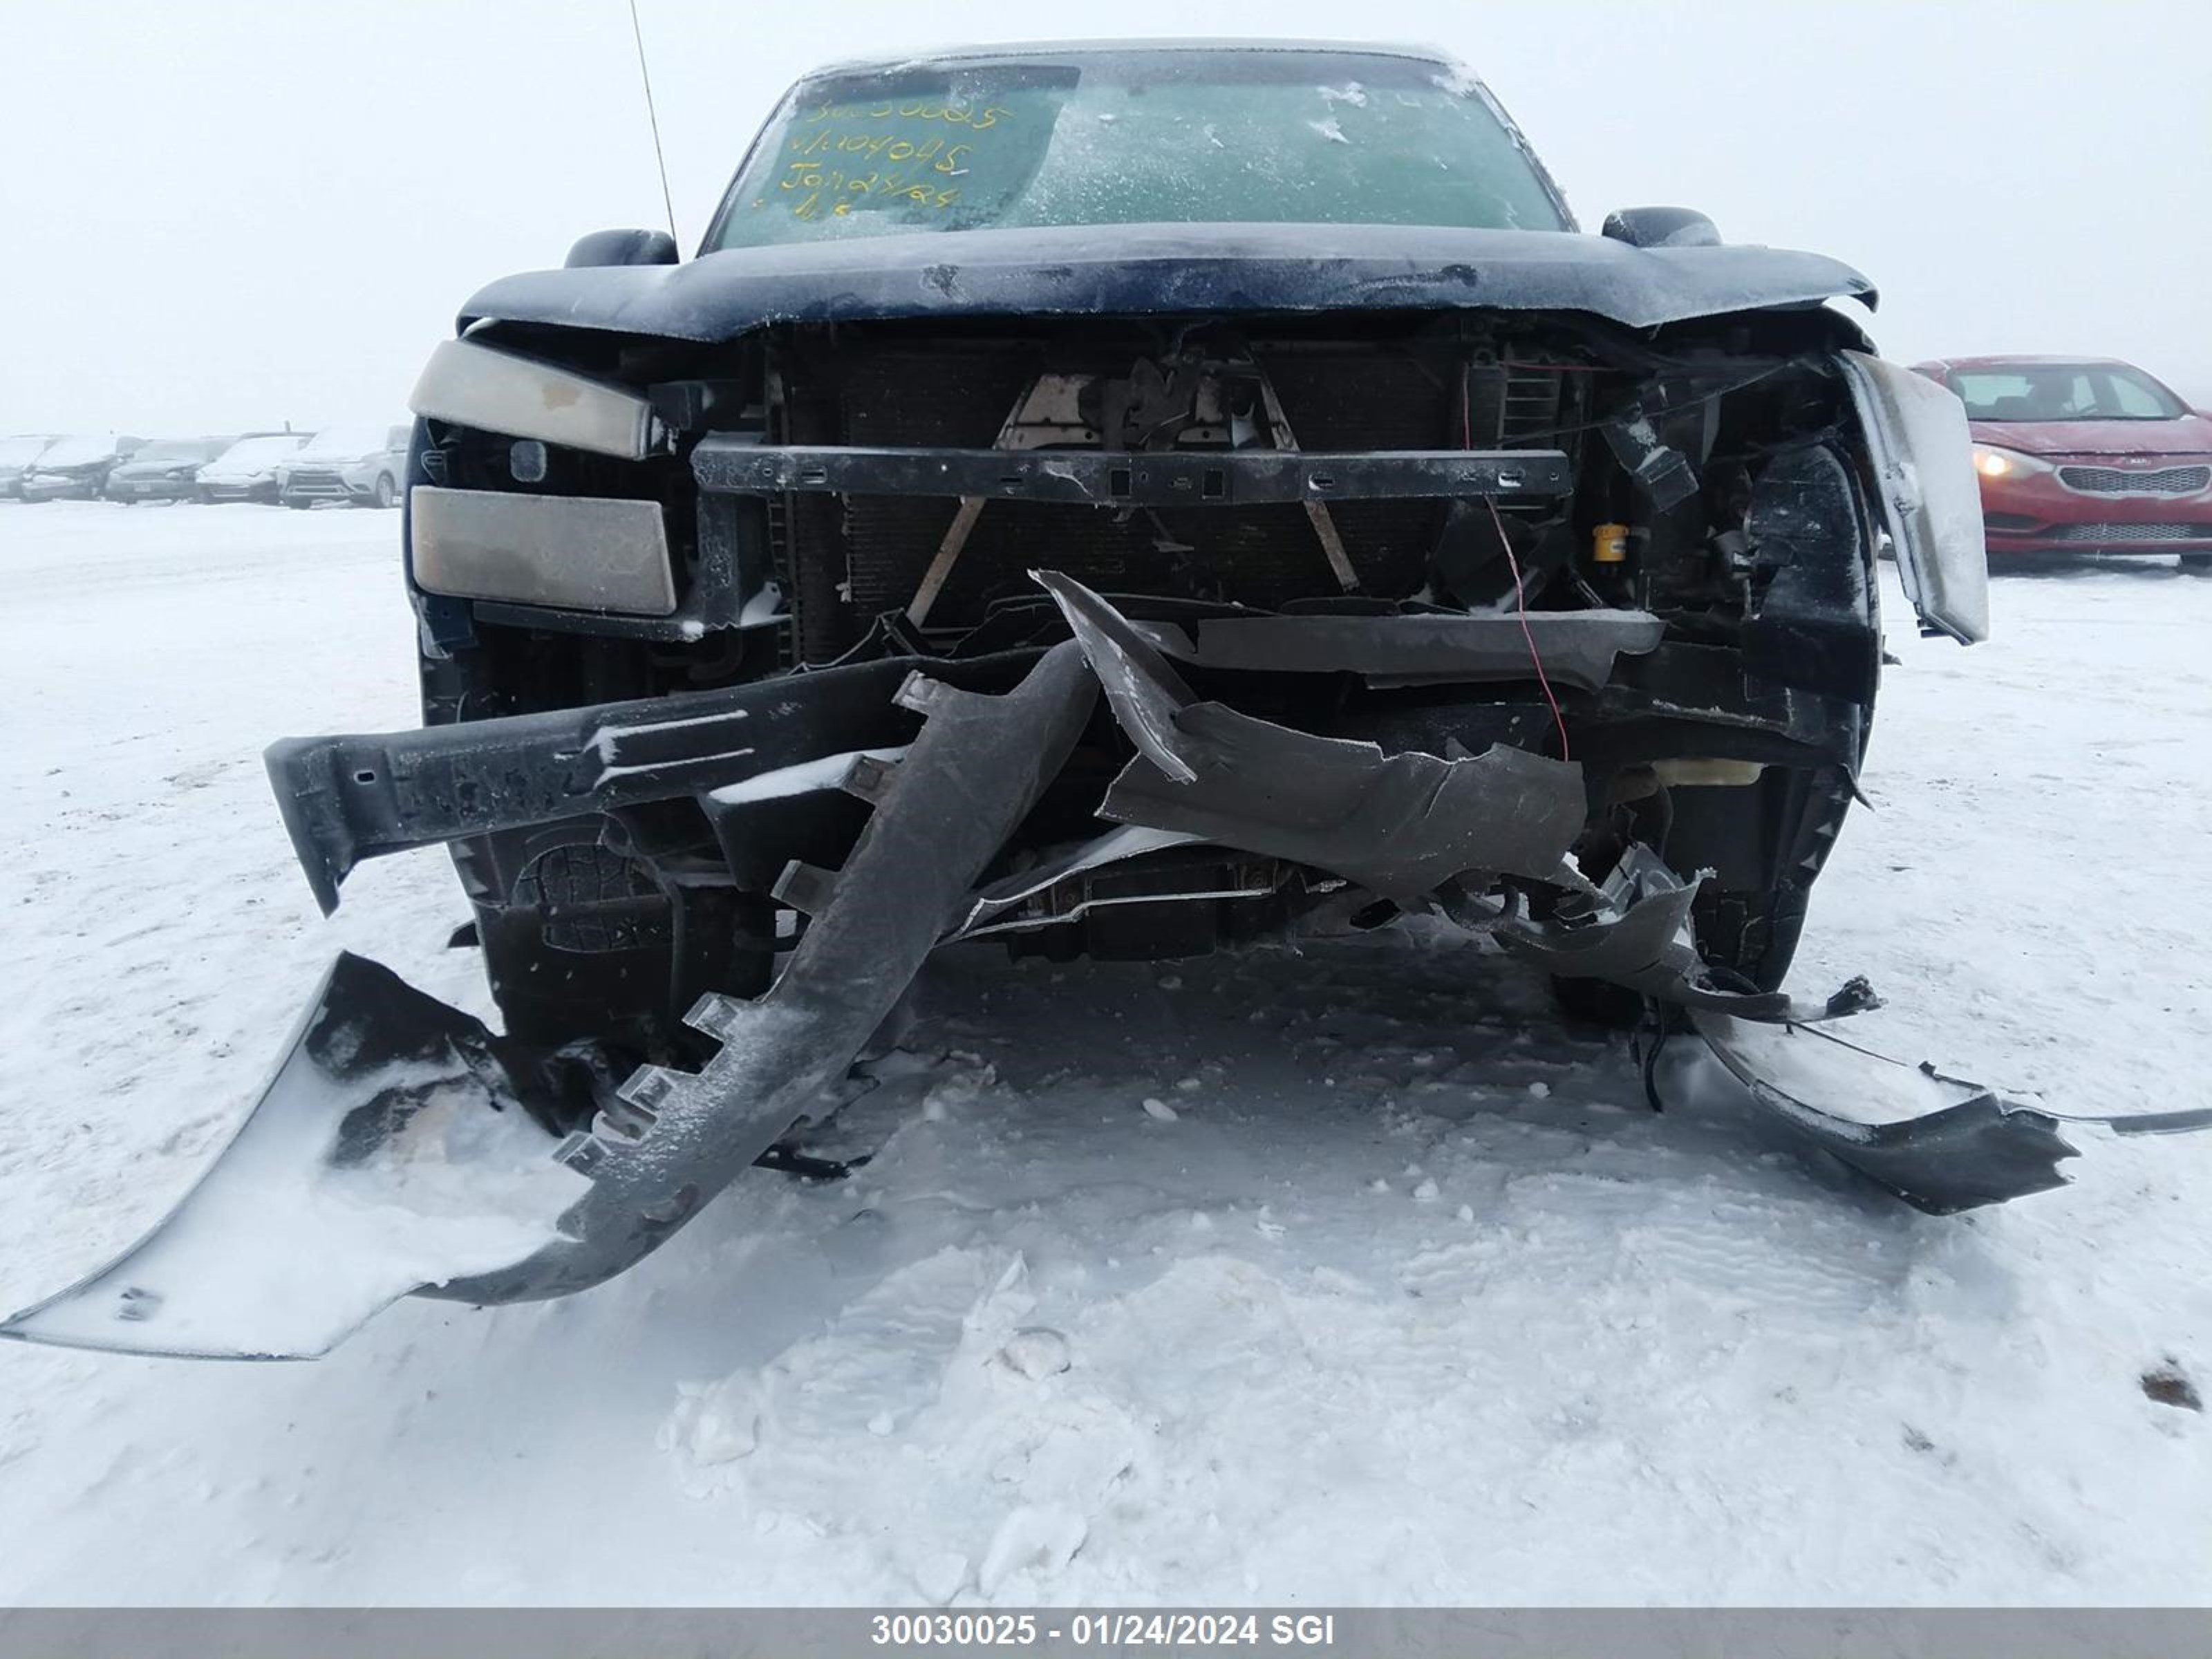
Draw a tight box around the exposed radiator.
[774,344,1569,653]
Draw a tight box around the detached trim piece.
[1693,1012,2077,1214]
[409,338,659,460]
[411,486,678,618]
[693,438,1570,506]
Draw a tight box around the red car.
[1913,355,2212,567]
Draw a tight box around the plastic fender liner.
[1036,570,1588,902]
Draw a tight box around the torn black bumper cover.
[3,645,1095,1357]
[1691,1013,2082,1214]
[9,575,2205,1358]
[1499,845,2212,1213]
[1691,1014,2212,1215]
[265,606,1664,918]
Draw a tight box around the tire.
[2181,553,2212,572]
[285,497,312,510]
[372,474,397,509]
[1548,975,1649,1031]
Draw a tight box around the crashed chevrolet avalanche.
[13,42,2206,1360]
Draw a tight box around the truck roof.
[802,38,1461,80]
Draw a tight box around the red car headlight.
[1971,443,2052,481]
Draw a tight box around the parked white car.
[196,433,308,504]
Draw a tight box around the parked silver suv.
[279,424,411,509]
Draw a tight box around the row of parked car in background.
[0,426,410,509]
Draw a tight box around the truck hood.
[458,222,1877,341]
[1967,413,2212,459]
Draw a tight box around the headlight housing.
[410,338,660,460]
[1971,443,2051,481]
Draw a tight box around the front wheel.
[372,474,398,509]
[2181,553,2212,573]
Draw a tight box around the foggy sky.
[3,0,2207,438]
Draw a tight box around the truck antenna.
[627,0,679,247]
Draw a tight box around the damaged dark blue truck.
[12,41,2203,1360]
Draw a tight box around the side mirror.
[564,227,679,270]
[1600,207,1722,250]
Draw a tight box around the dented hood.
[458,222,1875,341]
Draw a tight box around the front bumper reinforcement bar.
[691,438,1571,506]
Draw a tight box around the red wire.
[1485,496,1571,763]
[1465,370,1572,762]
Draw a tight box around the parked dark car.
[279,424,411,509]
[194,433,308,503]
[102,437,239,503]
[19,434,147,502]
[0,435,58,499]
[1913,355,2212,568]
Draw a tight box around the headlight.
[410,338,660,460]
[1971,444,2050,480]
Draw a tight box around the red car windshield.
[1951,364,2185,422]
[707,49,1568,250]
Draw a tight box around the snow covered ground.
[1,503,2206,1606]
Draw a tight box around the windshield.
[1951,363,2186,422]
[297,424,391,460]
[131,439,224,466]
[0,436,51,467]
[35,436,118,467]
[709,50,1566,251]
[210,435,306,470]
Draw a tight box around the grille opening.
[2058,464,2210,496]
